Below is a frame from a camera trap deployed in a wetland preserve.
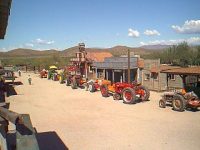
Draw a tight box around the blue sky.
[0,0,200,51]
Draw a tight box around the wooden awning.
[0,0,12,39]
[161,66,200,75]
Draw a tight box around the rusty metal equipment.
[159,90,200,112]
[0,104,39,150]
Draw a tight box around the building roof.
[0,0,12,39]
[87,52,113,62]
[161,66,200,75]
[93,56,138,69]
[150,65,181,73]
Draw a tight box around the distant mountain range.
[0,45,169,58]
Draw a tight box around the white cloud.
[34,38,55,45]
[144,29,160,36]
[25,43,34,47]
[172,20,200,34]
[0,48,7,52]
[128,28,140,37]
[140,37,200,45]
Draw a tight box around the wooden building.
[92,56,142,83]
[142,59,200,91]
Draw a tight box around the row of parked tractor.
[40,65,200,112]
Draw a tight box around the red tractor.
[65,65,87,89]
[97,80,150,104]
[40,69,47,78]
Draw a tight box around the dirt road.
[7,72,200,150]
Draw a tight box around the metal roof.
[0,0,12,39]
[93,57,138,69]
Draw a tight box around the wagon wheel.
[136,85,150,101]
[88,82,95,93]
[159,99,166,108]
[172,94,186,112]
[100,85,109,97]
[113,93,121,100]
[122,87,136,104]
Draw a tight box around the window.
[151,73,158,80]
[169,74,175,80]
[145,73,150,80]
[88,65,93,73]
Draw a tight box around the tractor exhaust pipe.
[128,49,130,83]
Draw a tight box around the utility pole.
[128,49,130,83]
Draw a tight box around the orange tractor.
[88,80,150,104]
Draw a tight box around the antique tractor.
[87,79,108,92]
[159,90,200,112]
[47,65,58,80]
[99,81,150,104]
[65,66,87,89]
[40,69,47,78]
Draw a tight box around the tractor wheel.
[122,87,136,104]
[113,93,121,100]
[59,75,63,84]
[66,79,70,86]
[137,85,150,101]
[159,99,166,108]
[47,72,51,80]
[88,83,95,93]
[172,94,186,112]
[100,85,109,97]
[71,79,77,89]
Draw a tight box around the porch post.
[106,70,108,80]
[112,70,115,83]
[123,70,125,82]
[95,68,98,78]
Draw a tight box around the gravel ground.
[6,72,200,150]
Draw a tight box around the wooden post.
[112,70,115,83]
[128,49,131,83]
[123,70,125,82]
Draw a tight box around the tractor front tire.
[100,85,109,97]
[71,79,77,89]
[172,94,186,112]
[159,99,166,108]
[59,75,63,84]
[137,85,150,101]
[122,88,136,104]
[113,93,121,100]
[88,83,95,93]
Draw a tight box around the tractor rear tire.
[122,87,136,104]
[88,83,95,93]
[113,93,121,100]
[159,99,166,108]
[172,94,186,112]
[66,79,70,86]
[137,85,150,101]
[100,85,109,97]
[71,79,77,89]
